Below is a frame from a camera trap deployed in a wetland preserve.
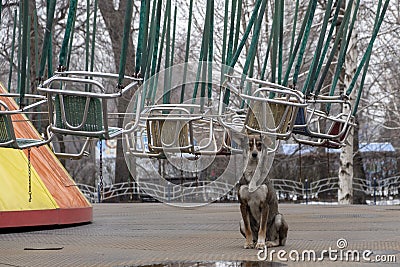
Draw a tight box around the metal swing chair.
[0,99,53,149]
[125,99,219,158]
[218,75,306,154]
[291,94,356,148]
[225,75,306,139]
[290,0,389,149]
[38,71,140,140]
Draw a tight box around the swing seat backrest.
[0,111,17,148]
[147,119,192,153]
[54,94,104,133]
[245,100,294,138]
[292,107,312,136]
[51,93,118,140]
[327,121,343,137]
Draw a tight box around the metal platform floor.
[1,203,399,266]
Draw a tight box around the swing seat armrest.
[0,95,47,113]
[119,80,139,95]
[54,70,141,82]
[38,86,122,99]
[240,94,307,107]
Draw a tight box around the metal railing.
[76,176,400,204]
[77,180,236,203]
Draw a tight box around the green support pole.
[171,5,177,96]
[90,0,98,73]
[163,0,171,105]
[85,0,90,73]
[346,0,389,100]
[242,0,267,78]
[221,0,229,68]
[117,0,134,88]
[289,0,299,61]
[38,0,56,79]
[329,0,359,97]
[219,0,230,89]
[155,2,168,77]
[278,0,284,84]
[302,0,334,95]
[180,0,194,103]
[34,9,39,78]
[192,0,211,106]
[233,0,242,53]
[143,1,157,102]
[225,0,237,67]
[135,0,148,75]
[315,2,351,97]
[17,3,22,94]
[207,0,214,102]
[27,15,31,96]
[270,0,279,83]
[141,0,151,78]
[242,0,267,102]
[353,0,383,115]
[58,0,77,70]
[149,0,164,103]
[223,0,263,105]
[309,0,343,95]
[19,0,29,106]
[282,0,313,87]
[292,0,317,87]
[47,33,53,77]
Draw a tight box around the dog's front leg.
[240,202,254,249]
[256,203,269,250]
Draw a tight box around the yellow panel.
[0,148,59,211]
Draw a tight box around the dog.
[237,134,288,249]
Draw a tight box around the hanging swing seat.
[124,124,163,158]
[0,100,53,149]
[292,94,355,148]
[38,71,140,140]
[226,76,306,140]
[125,104,207,157]
[144,104,202,154]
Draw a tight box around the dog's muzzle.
[252,151,258,158]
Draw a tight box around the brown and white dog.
[237,134,288,249]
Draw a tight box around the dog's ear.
[261,134,273,147]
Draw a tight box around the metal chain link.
[99,140,103,202]
[180,152,184,178]
[194,154,199,185]
[28,148,32,202]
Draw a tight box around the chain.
[180,152,184,181]
[28,148,32,202]
[99,140,104,202]
[194,154,199,186]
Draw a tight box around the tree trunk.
[352,115,367,204]
[99,1,136,189]
[338,0,358,204]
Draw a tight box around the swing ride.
[0,0,390,222]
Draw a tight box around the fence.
[77,176,400,204]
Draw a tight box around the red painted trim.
[0,207,92,228]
